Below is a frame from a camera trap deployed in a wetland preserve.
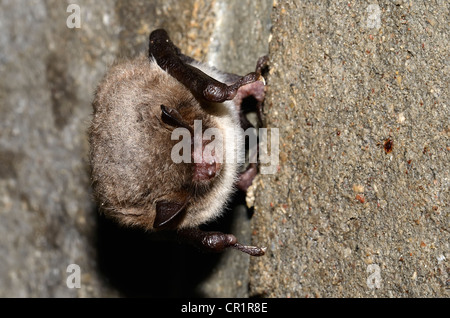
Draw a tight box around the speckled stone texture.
[249,0,449,297]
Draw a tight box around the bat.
[89,29,267,256]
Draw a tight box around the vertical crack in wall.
[195,0,273,297]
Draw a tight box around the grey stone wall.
[0,0,447,298]
[249,0,449,297]
[0,0,119,297]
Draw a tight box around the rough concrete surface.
[249,0,449,297]
[0,0,447,298]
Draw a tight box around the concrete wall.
[249,0,449,297]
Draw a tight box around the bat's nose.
[192,157,222,182]
[192,138,222,182]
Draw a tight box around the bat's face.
[89,56,239,231]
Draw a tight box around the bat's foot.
[178,227,266,257]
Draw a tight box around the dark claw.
[255,55,269,77]
[232,243,266,257]
[178,227,266,256]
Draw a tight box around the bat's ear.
[153,197,188,229]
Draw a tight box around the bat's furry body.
[89,29,267,256]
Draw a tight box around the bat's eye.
[160,104,193,133]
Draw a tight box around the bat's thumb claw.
[257,75,266,86]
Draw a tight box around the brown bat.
[89,29,267,256]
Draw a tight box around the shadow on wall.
[95,191,249,297]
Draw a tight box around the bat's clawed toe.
[178,227,266,256]
[232,243,267,257]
